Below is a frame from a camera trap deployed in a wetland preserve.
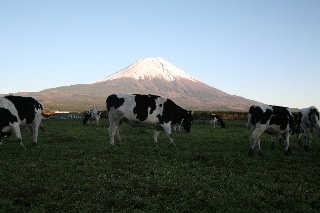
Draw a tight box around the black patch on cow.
[133,94,159,121]
[315,109,320,121]
[269,106,293,131]
[106,94,125,111]
[249,105,273,125]
[0,107,18,138]
[4,96,42,125]
[293,112,302,133]
[159,98,193,132]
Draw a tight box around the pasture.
[1,118,320,212]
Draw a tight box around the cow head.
[218,119,226,128]
[182,111,193,133]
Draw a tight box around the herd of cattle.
[0,94,319,156]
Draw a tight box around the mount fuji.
[10,57,259,111]
[93,57,197,83]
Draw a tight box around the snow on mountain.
[93,57,198,83]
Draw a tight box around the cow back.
[4,96,43,124]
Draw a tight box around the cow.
[0,95,44,149]
[247,104,294,156]
[106,93,193,146]
[83,109,101,125]
[294,106,320,151]
[209,114,225,128]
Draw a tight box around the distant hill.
[9,57,260,112]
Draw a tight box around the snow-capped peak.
[93,57,198,83]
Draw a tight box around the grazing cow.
[83,109,101,125]
[0,95,44,149]
[247,104,294,156]
[294,106,320,151]
[106,93,193,146]
[209,114,225,128]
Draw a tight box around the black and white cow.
[294,106,320,151]
[83,109,101,125]
[247,104,294,156]
[106,93,193,146]
[0,95,44,149]
[209,114,225,128]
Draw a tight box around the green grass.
[1,119,320,212]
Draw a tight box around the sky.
[1,0,319,109]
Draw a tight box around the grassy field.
[1,118,320,213]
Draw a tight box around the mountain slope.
[12,57,260,111]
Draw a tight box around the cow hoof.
[32,142,37,147]
[284,147,292,155]
[271,144,275,149]
[258,151,263,157]
[304,146,309,152]
[248,149,254,157]
[298,140,302,145]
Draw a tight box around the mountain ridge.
[5,57,261,111]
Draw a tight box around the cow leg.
[31,119,42,146]
[304,130,312,152]
[271,136,276,149]
[283,132,291,155]
[297,133,302,145]
[32,126,39,146]
[109,124,118,146]
[256,138,262,155]
[249,128,264,156]
[108,116,122,146]
[40,123,45,134]
[12,124,26,150]
[162,125,175,145]
[28,126,33,136]
[115,128,121,146]
[249,134,255,156]
[153,130,161,145]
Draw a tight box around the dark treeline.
[193,111,248,120]
[94,110,247,120]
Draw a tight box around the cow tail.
[247,113,252,129]
[247,106,255,129]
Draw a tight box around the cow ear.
[188,111,193,115]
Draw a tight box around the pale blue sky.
[1,0,319,109]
